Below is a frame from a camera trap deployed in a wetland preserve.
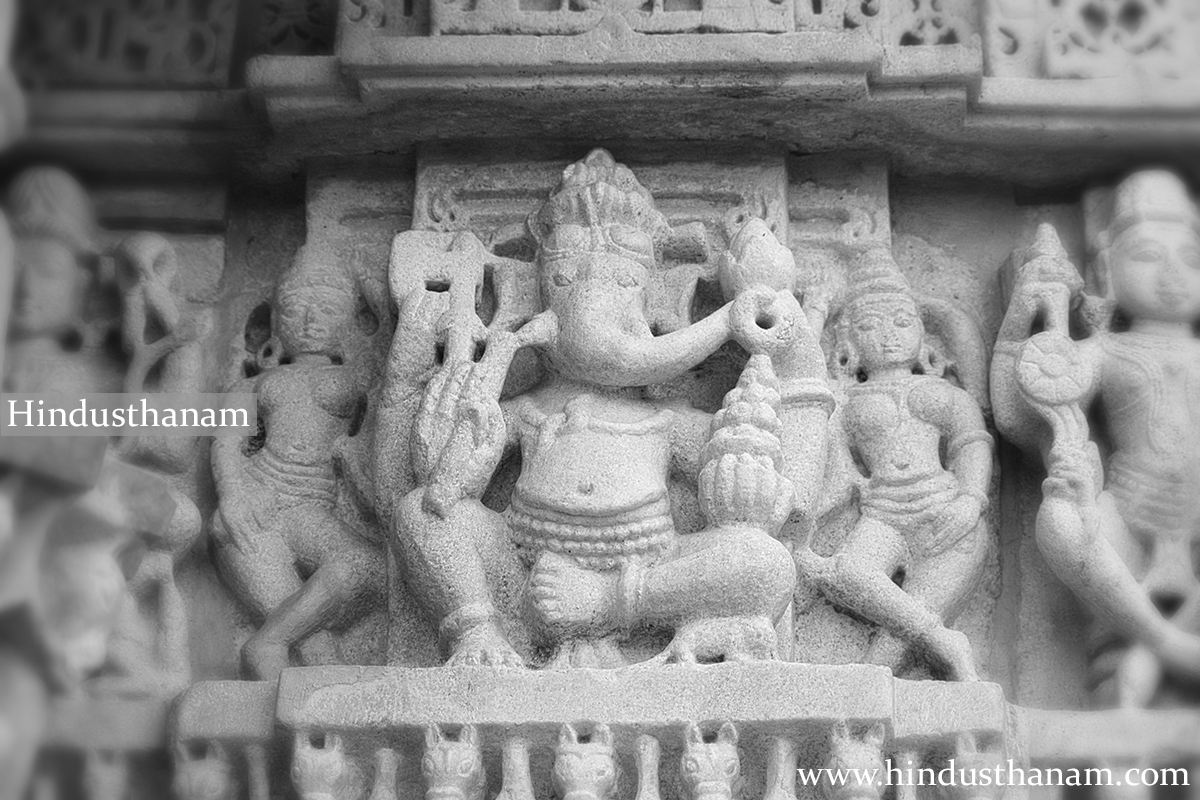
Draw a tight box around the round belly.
[517,429,671,516]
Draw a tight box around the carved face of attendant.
[847,294,923,374]
[274,282,356,361]
[1109,220,1200,324]
[1103,170,1200,327]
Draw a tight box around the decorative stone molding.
[174,663,1017,800]
[983,0,1200,79]
[254,0,339,56]
[428,0,795,36]
[14,0,240,88]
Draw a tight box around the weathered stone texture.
[0,1,1198,799]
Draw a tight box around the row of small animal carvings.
[168,721,1005,800]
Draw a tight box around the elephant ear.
[917,294,991,418]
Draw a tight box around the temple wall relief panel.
[1,0,1198,795]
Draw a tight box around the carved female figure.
[992,169,1200,706]
[211,249,384,681]
[384,149,832,668]
[798,248,992,681]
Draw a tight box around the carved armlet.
[946,429,993,462]
[778,378,835,417]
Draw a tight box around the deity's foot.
[241,635,291,682]
[654,615,778,665]
[528,551,621,639]
[544,636,629,669]
[927,628,980,682]
[446,617,525,668]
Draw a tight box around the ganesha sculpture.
[376,149,834,668]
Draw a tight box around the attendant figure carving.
[798,248,993,681]
[211,248,384,681]
[992,169,1200,706]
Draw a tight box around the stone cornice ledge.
[173,663,1200,767]
[340,16,881,81]
[977,76,1200,115]
[177,663,1010,748]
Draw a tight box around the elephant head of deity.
[525,149,743,388]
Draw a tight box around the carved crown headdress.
[275,243,357,303]
[529,149,671,262]
[843,246,916,309]
[1110,169,1200,239]
[1088,169,1200,300]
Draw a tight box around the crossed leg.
[809,515,979,681]
[213,501,385,681]
[527,527,795,662]
[863,519,989,679]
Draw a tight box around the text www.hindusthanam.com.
[798,761,1190,788]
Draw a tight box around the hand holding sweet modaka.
[729,286,803,357]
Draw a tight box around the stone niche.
[1,1,1200,800]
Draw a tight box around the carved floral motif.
[983,0,1200,78]
[255,0,337,56]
